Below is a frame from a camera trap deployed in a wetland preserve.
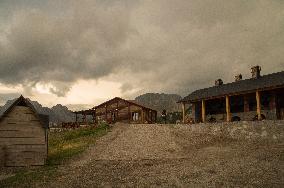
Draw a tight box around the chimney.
[215,79,223,86]
[251,65,261,79]
[235,74,242,82]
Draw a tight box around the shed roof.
[94,97,157,112]
[180,71,284,102]
[0,95,49,129]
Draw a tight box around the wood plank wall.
[95,99,156,124]
[0,106,47,167]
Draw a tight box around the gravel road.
[48,123,284,187]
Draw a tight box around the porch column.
[128,103,131,123]
[256,90,261,120]
[191,103,196,122]
[201,99,206,123]
[141,109,145,123]
[182,102,186,123]
[226,96,231,122]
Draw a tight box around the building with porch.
[74,97,157,124]
[179,66,284,123]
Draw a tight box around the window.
[132,112,139,121]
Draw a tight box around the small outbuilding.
[0,95,49,167]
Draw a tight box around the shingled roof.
[180,71,284,102]
[93,97,157,111]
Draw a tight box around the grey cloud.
[0,0,284,97]
[0,0,136,95]
[0,93,20,105]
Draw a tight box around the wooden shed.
[0,95,49,167]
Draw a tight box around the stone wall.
[178,120,284,141]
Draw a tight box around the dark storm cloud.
[0,0,284,97]
[0,0,137,96]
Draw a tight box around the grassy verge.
[0,123,110,187]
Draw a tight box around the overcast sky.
[0,0,283,110]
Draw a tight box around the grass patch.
[0,166,58,188]
[0,123,110,187]
[47,123,109,165]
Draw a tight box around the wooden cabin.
[0,96,49,167]
[179,66,284,123]
[75,97,157,124]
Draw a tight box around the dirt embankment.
[44,121,284,187]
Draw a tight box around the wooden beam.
[256,90,261,120]
[191,103,196,122]
[141,109,144,123]
[74,109,96,115]
[116,101,119,122]
[182,102,186,123]
[95,105,129,116]
[149,111,151,123]
[128,103,131,123]
[226,96,231,122]
[202,99,206,123]
[155,111,157,123]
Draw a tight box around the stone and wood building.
[74,97,157,124]
[0,96,49,167]
[179,66,284,123]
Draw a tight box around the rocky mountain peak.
[135,93,182,115]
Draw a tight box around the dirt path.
[47,123,284,187]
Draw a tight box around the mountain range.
[135,93,182,115]
[0,98,75,124]
[0,93,182,123]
